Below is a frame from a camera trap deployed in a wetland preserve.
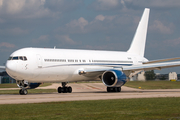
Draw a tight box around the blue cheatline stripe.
[42,63,133,68]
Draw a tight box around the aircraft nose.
[5,61,17,77]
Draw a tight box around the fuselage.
[5,48,148,83]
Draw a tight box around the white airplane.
[1,8,180,95]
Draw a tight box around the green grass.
[125,81,180,89]
[0,97,180,120]
[0,83,52,88]
[0,89,57,94]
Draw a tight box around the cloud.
[91,0,180,11]
[149,20,174,34]
[164,37,180,47]
[0,0,83,19]
[0,27,28,36]
[0,0,50,19]
[9,27,28,35]
[95,15,105,21]
[55,35,76,45]
[91,0,120,11]
[32,35,49,43]
[66,17,88,30]
[57,15,118,34]
[44,0,83,12]
[0,42,15,48]
[122,0,180,9]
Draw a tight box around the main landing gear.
[107,87,121,92]
[57,82,72,93]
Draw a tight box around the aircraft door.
[133,57,138,65]
[36,54,42,68]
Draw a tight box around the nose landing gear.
[19,88,28,95]
[57,82,72,93]
[17,80,28,95]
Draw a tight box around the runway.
[1,83,180,104]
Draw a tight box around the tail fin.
[127,8,150,57]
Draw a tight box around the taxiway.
[0,83,180,104]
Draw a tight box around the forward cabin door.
[36,54,42,68]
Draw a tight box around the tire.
[63,87,67,93]
[58,87,62,93]
[23,89,28,95]
[19,89,28,95]
[117,87,121,92]
[19,89,23,95]
[68,87,72,93]
[113,87,118,92]
[107,87,111,92]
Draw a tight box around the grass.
[0,83,52,88]
[125,81,180,89]
[0,89,57,94]
[0,97,180,120]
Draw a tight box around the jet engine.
[102,70,127,87]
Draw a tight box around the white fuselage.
[5,48,148,83]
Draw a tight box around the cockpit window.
[12,57,18,60]
[24,57,27,60]
[8,57,12,60]
[8,56,28,61]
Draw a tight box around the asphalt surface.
[0,83,180,104]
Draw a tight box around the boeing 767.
[1,8,180,95]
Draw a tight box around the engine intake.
[102,70,127,87]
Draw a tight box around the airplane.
[1,8,180,95]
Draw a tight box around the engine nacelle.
[102,70,127,87]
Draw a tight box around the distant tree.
[144,70,156,80]
[159,75,166,80]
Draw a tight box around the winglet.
[127,8,150,57]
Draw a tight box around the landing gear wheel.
[107,87,121,93]
[107,87,111,92]
[19,89,28,95]
[23,89,28,95]
[57,82,72,94]
[62,87,67,93]
[19,89,23,95]
[67,86,72,93]
[58,87,62,93]
[117,87,121,92]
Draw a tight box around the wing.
[143,57,180,64]
[79,61,180,77]
[0,66,5,70]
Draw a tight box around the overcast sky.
[0,0,180,74]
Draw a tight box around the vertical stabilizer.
[127,8,150,57]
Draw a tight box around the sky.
[0,0,180,74]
